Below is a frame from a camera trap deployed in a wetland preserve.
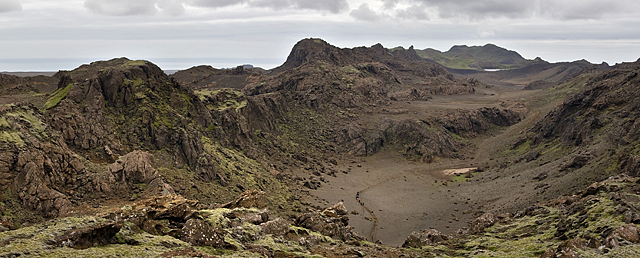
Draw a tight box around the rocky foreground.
[1,175,640,257]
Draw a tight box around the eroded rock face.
[109,150,158,185]
[48,58,215,179]
[0,103,83,218]
[402,229,447,248]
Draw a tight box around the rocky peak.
[270,38,433,74]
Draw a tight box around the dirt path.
[355,191,379,241]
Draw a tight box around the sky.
[1,0,640,71]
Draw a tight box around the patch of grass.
[121,60,147,68]
[43,83,73,110]
[0,131,24,147]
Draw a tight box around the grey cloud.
[415,0,534,19]
[381,0,400,9]
[293,0,349,13]
[186,0,248,8]
[157,0,186,16]
[0,0,22,13]
[539,0,637,20]
[84,0,158,16]
[395,5,429,20]
[188,0,349,13]
[406,0,640,20]
[350,3,387,21]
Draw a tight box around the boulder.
[295,209,361,241]
[260,217,290,236]
[221,190,266,209]
[139,178,176,199]
[323,202,348,217]
[181,218,226,247]
[469,213,496,234]
[605,224,640,248]
[52,222,122,249]
[108,150,159,185]
[555,238,587,258]
[402,229,447,248]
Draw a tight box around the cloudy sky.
[1,0,640,71]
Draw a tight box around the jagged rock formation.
[48,58,213,167]
[0,103,83,219]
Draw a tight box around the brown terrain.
[1,38,640,257]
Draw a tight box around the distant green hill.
[409,44,546,70]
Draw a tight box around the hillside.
[0,39,640,257]
[414,43,539,71]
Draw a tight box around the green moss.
[123,78,145,88]
[200,208,232,227]
[604,158,619,175]
[121,60,147,68]
[224,233,245,250]
[0,117,10,129]
[199,136,294,214]
[196,89,247,111]
[134,92,146,99]
[44,83,73,110]
[0,131,24,147]
[450,172,478,183]
[254,236,304,253]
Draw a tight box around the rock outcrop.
[295,202,362,241]
[0,103,83,218]
[108,150,158,185]
[52,222,122,249]
[221,190,267,209]
[402,229,448,248]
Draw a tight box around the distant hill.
[407,44,612,89]
[412,43,545,71]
